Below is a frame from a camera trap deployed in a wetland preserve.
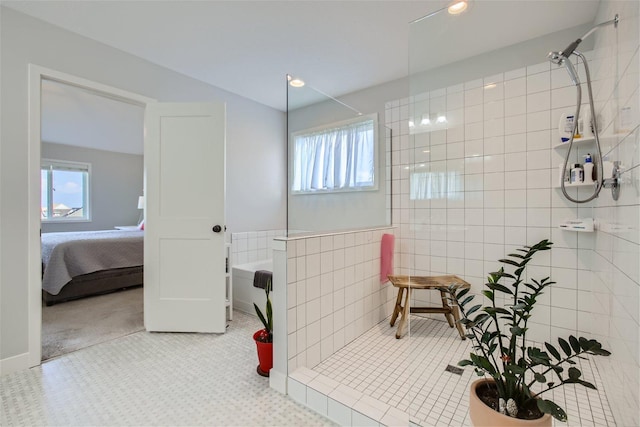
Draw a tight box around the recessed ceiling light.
[436,115,447,123]
[421,114,431,125]
[448,1,468,15]
[289,78,305,88]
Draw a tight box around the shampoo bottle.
[583,153,594,184]
[570,163,584,184]
[559,112,576,143]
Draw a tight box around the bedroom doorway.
[28,66,155,366]
[28,65,229,369]
[39,78,147,361]
[39,76,148,361]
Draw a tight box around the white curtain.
[410,171,463,200]
[292,119,375,192]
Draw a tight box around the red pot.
[253,329,273,377]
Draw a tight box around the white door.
[144,102,226,333]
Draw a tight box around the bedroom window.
[291,114,377,193]
[41,159,91,222]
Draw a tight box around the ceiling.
[6,0,600,112]
[41,80,145,155]
[7,0,599,155]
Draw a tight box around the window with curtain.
[291,115,377,193]
[41,159,91,221]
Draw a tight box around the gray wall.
[0,7,286,362]
[41,142,144,233]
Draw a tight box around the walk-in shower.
[548,14,621,202]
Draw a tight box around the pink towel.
[380,233,394,283]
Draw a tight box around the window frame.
[41,158,92,223]
[290,113,379,195]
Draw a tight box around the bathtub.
[232,259,273,315]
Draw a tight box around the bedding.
[41,230,144,297]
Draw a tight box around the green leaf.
[253,303,270,332]
[458,359,473,367]
[266,298,273,331]
[510,326,525,336]
[578,380,597,390]
[507,364,525,375]
[569,335,581,353]
[535,373,547,383]
[545,343,562,360]
[507,253,527,259]
[460,295,474,307]
[471,354,496,375]
[465,304,482,316]
[558,337,572,356]
[481,290,494,301]
[487,283,514,295]
[568,367,581,380]
[457,289,470,300]
[537,399,568,422]
[499,258,521,267]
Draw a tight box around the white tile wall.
[282,228,397,373]
[230,229,285,265]
[387,2,639,426]
[589,2,640,426]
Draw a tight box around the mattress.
[41,230,144,295]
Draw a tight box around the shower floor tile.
[312,315,615,427]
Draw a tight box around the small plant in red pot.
[253,277,273,377]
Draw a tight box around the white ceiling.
[6,0,599,112]
[10,0,600,155]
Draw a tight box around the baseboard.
[0,352,30,376]
[269,368,287,394]
[233,301,256,316]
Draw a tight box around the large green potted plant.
[449,240,610,426]
[253,277,273,377]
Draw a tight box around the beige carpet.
[42,287,144,361]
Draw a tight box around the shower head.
[548,51,564,65]
[548,51,580,86]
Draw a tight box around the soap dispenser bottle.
[583,153,595,184]
[570,163,584,184]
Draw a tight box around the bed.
[41,230,144,305]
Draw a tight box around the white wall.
[41,143,144,233]
[0,7,286,364]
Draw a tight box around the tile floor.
[1,310,333,426]
[313,315,615,427]
[1,310,616,427]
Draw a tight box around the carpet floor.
[41,287,144,361]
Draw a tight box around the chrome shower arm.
[560,14,619,59]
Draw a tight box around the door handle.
[212,225,222,233]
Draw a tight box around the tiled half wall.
[275,227,397,373]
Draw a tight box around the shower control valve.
[602,161,621,201]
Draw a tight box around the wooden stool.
[388,275,470,340]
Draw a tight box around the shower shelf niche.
[553,182,597,189]
[558,218,595,232]
[553,135,615,150]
